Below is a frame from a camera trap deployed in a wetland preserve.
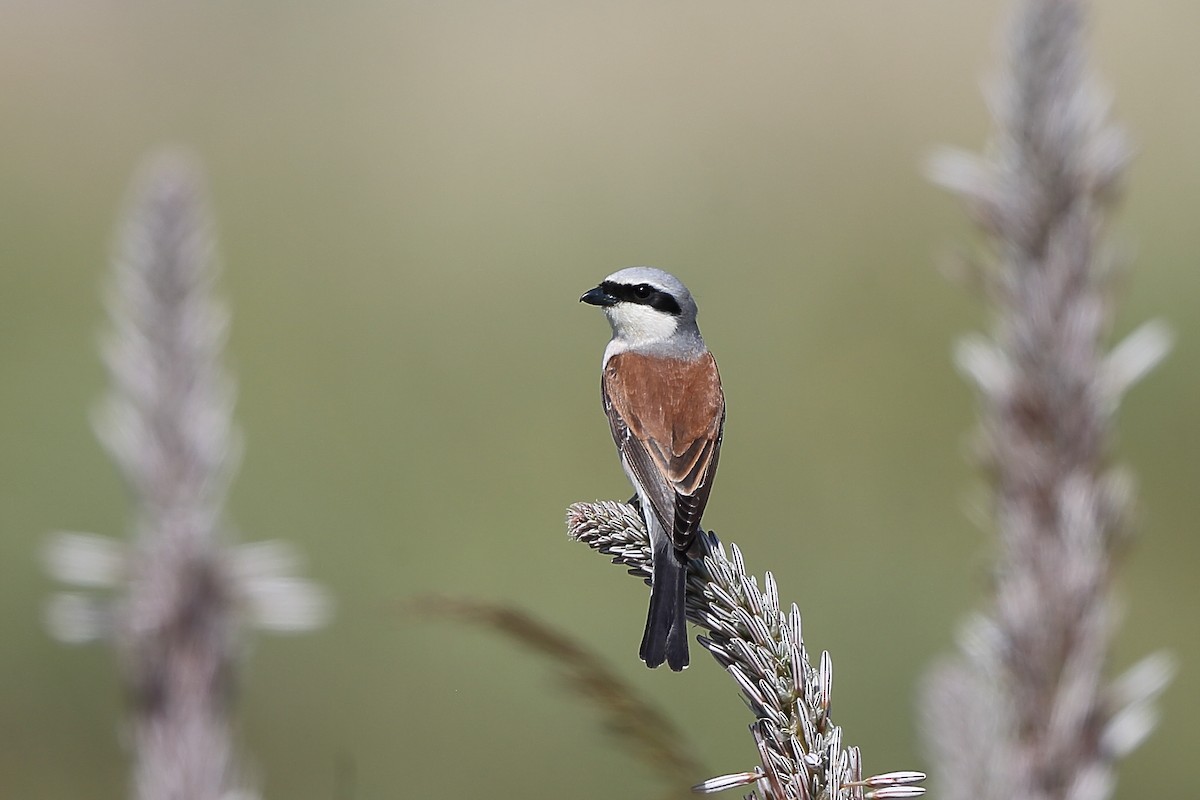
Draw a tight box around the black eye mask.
[600,281,683,316]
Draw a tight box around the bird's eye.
[633,284,654,299]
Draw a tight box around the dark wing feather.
[603,386,677,535]
[669,425,723,545]
[602,352,725,551]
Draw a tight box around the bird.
[580,267,725,671]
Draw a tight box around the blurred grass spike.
[42,148,330,800]
[920,1,1173,799]
[567,500,927,800]
[411,594,703,797]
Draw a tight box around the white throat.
[601,303,704,364]
[606,302,678,344]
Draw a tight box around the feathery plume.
[569,501,926,800]
[413,595,704,796]
[922,2,1172,800]
[44,150,330,800]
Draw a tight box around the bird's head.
[580,267,702,354]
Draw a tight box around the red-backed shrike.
[581,267,725,671]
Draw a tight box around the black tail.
[639,541,689,671]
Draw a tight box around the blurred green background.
[2,1,1197,798]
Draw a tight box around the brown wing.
[602,351,725,551]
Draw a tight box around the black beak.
[580,286,617,307]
